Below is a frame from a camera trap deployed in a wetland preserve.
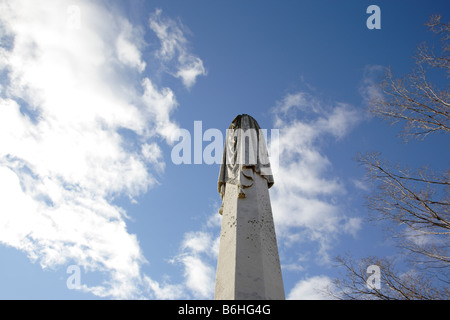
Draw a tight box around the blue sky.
[0,0,448,299]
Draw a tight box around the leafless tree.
[330,255,448,300]
[369,15,449,141]
[332,15,449,300]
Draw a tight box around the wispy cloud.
[271,90,362,264]
[149,9,207,89]
[171,230,219,299]
[0,0,204,299]
[156,204,222,299]
[287,275,336,300]
[360,64,385,106]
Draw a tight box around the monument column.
[214,114,285,300]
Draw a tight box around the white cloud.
[287,276,336,300]
[171,230,218,299]
[149,9,207,89]
[141,142,165,173]
[178,254,215,298]
[163,205,223,299]
[143,276,185,300]
[352,178,371,192]
[0,0,200,299]
[182,231,215,255]
[141,77,180,144]
[275,92,322,116]
[360,64,385,106]
[176,56,207,89]
[116,19,146,73]
[271,91,362,264]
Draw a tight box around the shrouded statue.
[215,114,285,300]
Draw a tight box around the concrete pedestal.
[214,172,285,300]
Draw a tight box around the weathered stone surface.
[214,114,285,300]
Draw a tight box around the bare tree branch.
[332,255,449,300]
[332,15,449,300]
[368,16,450,141]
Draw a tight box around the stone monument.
[214,114,285,300]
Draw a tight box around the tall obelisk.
[214,114,285,300]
